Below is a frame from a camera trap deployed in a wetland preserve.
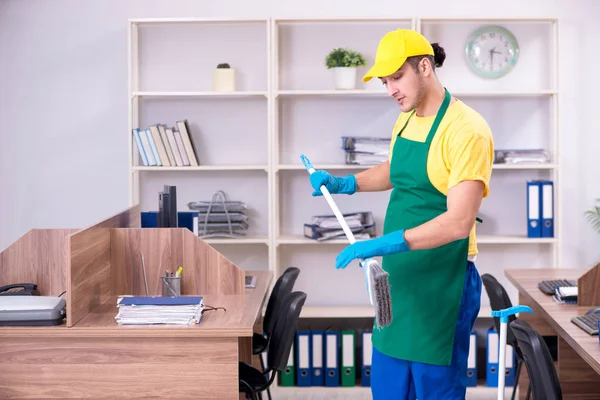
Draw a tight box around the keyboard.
[571,313,600,335]
[538,279,577,295]
[245,275,257,289]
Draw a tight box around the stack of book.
[341,136,391,165]
[188,190,250,239]
[304,212,376,241]
[132,119,200,167]
[114,296,205,325]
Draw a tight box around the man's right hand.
[309,170,357,196]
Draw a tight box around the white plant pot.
[333,67,357,90]
[212,68,236,92]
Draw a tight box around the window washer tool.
[491,305,533,400]
[300,154,392,328]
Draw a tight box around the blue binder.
[486,327,499,387]
[324,331,339,386]
[361,331,372,387]
[505,343,516,387]
[527,181,542,238]
[466,331,477,387]
[311,330,325,386]
[141,211,199,235]
[296,331,311,386]
[540,180,554,237]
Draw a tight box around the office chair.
[481,273,530,400]
[239,291,307,400]
[510,319,562,400]
[252,267,299,400]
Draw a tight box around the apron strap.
[425,88,451,145]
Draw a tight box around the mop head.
[361,258,392,328]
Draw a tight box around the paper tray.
[0,296,66,326]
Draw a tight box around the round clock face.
[465,25,519,79]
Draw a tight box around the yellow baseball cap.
[362,29,434,82]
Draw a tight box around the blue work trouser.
[371,261,482,400]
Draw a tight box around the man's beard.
[405,76,427,112]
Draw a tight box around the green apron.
[372,88,470,366]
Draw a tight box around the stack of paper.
[304,212,376,241]
[341,136,391,165]
[552,287,577,305]
[494,149,550,164]
[114,296,204,325]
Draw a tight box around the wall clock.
[465,25,519,79]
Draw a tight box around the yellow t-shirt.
[389,99,494,256]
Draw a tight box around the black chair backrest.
[267,291,307,371]
[482,273,519,351]
[263,267,300,336]
[510,320,562,400]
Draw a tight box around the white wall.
[1,0,599,272]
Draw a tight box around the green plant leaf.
[585,199,600,234]
[324,48,367,69]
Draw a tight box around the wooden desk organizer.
[577,262,600,307]
[0,204,245,328]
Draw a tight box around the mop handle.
[300,154,357,245]
[491,305,534,400]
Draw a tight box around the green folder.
[341,330,356,387]
[280,342,295,386]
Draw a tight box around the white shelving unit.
[127,15,560,321]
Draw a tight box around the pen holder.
[162,276,181,297]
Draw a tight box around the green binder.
[280,342,295,386]
[341,330,356,386]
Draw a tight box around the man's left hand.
[335,229,410,269]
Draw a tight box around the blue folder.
[118,296,203,306]
[296,331,311,386]
[324,331,339,386]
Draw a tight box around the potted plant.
[324,48,367,90]
[585,199,600,234]
[212,63,235,92]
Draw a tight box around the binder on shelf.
[466,331,477,387]
[341,330,356,387]
[280,342,295,386]
[324,331,339,387]
[296,331,311,387]
[486,327,499,387]
[141,211,199,235]
[505,343,516,387]
[527,181,542,238]
[541,180,554,238]
[311,330,325,386]
[361,331,372,387]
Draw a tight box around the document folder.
[311,330,325,386]
[324,331,339,387]
[296,331,311,386]
[505,343,516,387]
[527,181,542,238]
[466,331,477,387]
[541,180,554,237]
[280,342,295,386]
[486,327,499,387]
[361,331,372,387]
[341,330,356,387]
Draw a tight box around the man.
[308,29,494,399]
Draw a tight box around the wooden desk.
[506,268,600,399]
[0,270,272,399]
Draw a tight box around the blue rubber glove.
[335,229,410,269]
[310,170,357,196]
